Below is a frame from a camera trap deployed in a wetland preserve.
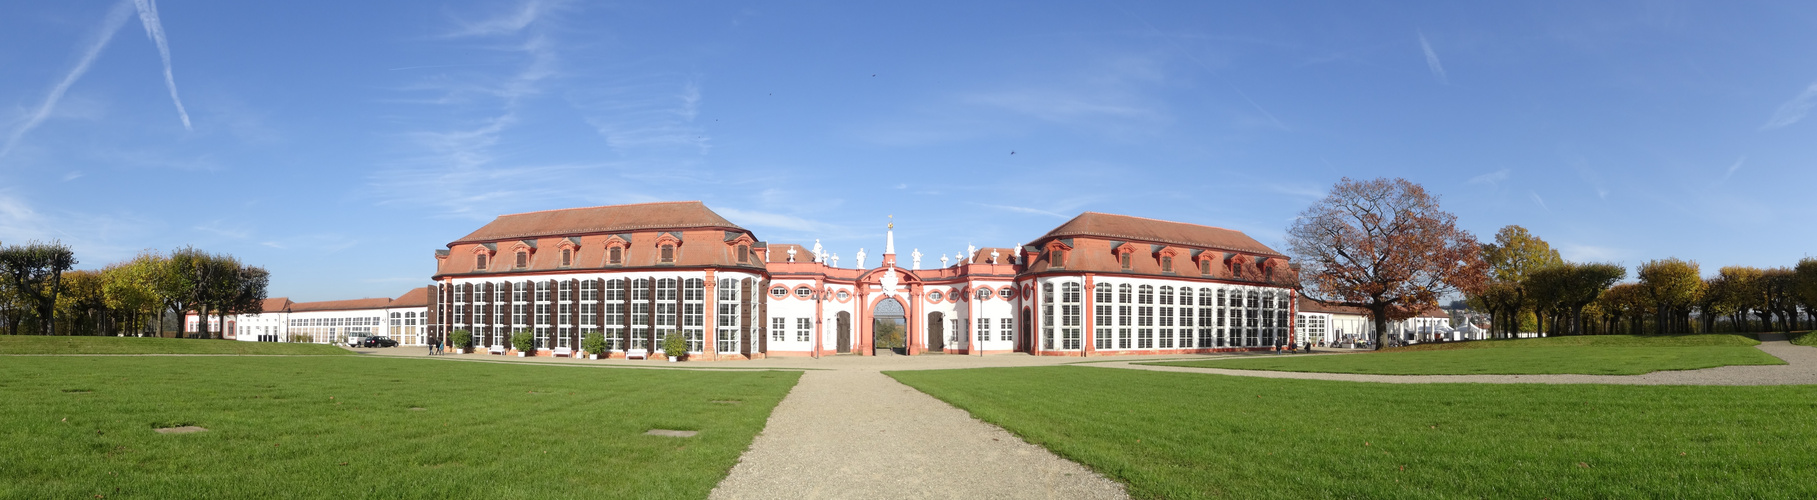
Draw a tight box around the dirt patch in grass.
[646,429,698,438]
[154,426,207,434]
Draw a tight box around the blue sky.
[3,1,1815,302]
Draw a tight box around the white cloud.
[1,1,134,159]
[1418,31,1448,84]
[132,0,191,131]
[1467,169,1510,185]
[1761,82,1817,130]
[1722,156,1745,182]
[444,0,556,38]
[1528,191,1550,212]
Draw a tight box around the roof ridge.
[496,200,700,218]
[1083,212,1236,233]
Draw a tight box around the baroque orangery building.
[427,201,1303,360]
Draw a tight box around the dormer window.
[1050,250,1065,269]
[1201,259,1212,275]
[476,254,488,270]
[660,245,675,264]
[1161,256,1173,273]
[1119,253,1131,271]
[560,248,572,267]
[609,247,622,265]
[515,251,528,269]
[737,245,749,264]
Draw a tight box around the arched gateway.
[872,296,907,355]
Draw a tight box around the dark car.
[362,336,398,348]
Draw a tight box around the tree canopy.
[1287,177,1487,349]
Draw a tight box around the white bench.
[488,345,505,355]
[553,347,572,358]
[625,348,648,360]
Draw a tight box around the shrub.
[662,332,688,359]
[582,331,607,355]
[511,330,535,353]
[451,329,473,350]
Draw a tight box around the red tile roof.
[260,297,293,313]
[451,201,742,244]
[391,287,429,307]
[1039,212,1283,257]
[289,297,396,313]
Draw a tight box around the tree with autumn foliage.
[1471,225,1562,338]
[1636,258,1703,334]
[1287,178,1488,350]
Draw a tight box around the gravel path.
[708,368,1127,500]
[1097,334,1817,385]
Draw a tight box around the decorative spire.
[885,215,895,255]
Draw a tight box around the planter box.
[668,356,679,362]
[588,354,599,360]
[516,352,527,357]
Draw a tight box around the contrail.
[134,0,191,131]
[1,1,135,159]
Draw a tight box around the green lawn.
[0,356,799,499]
[888,366,1817,499]
[1145,334,1782,375]
[1789,331,1816,347]
[0,336,353,355]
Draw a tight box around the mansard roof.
[1038,212,1283,257]
[451,201,743,245]
[260,297,293,313]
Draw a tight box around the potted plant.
[511,330,535,357]
[451,329,473,354]
[662,333,688,362]
[581,331,607,360]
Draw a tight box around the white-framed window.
[770,286,788,299]
[1198,288,1216,348]
[1094,283,1112,349]
[1061,282,1081,350]
[630,279,650,351]
[1118,284,1132,349]
[794,287,811,299]
[1041,282,1054,350]
[929,290,943,302]
[796,318,811,342]
[978,318,991,343]
[771,318,786,342]
[1000,287,1014,300]
[682,278,705,353]
[999,318,1013,342]
[1158,286,1175,349]
[717,278,740,353]
[976,288,991,301]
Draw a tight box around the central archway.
[872,296,907,355]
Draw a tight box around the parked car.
[362,336,398,348]
[346,335,367,348]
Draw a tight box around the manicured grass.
[1385,333,1761,351]
[0,336,353,355]
[0,356,799,499]
[1145,334,1781,375]
[1789,331,1817,347]
[888,366,1817,499]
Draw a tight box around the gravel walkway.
[1097,334,1817,385]
[708,368,1127,500]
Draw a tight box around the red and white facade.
[427,201,1304,360]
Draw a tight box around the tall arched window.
[1061,282,1082,350]
[1177,287,1195,349]
[1117,284,1133,349]
[1041,282,1055,350]
[1136,285,1155,349]
[682,278,705,353]
[655,278,678,351]
[1157,286,1175,349]
[1198,288,1216,349]
[1093,283,1113,350]
[630,279,650,351]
